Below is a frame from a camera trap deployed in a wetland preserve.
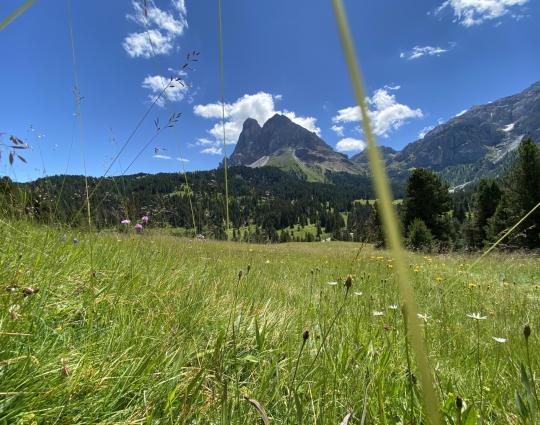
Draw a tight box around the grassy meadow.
[1,222,539,424]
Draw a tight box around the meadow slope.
[1,223,539,423]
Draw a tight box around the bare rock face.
[228,81,540,186]
[385,81,540,185]
[229,114,360,181]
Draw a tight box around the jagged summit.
[229,114,360,181]
[227,81,540,185]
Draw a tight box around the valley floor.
[1,222,539,423]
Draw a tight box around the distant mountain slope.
[227,82,539,186]
[386,81,540,185]
[229,114,360,181]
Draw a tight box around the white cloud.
[436,0,529,26]
[281,110,320,135]
[335,138,366,153]
[141,75,188,107]
[153,154,190,162]
[332,87,423,138]
[193,92,320,147]
[201,146,222,155]
[400,45,452,60]
[123,0,188,58]
[331,125,344,136]
[172,0,187,15]
[123,30,174,58]
[153,154,172,160]
[196,138,215,146]
[128,1,187,35]
[418,126,434,139]
[456,109,468,117]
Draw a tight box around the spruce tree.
[469,179,502,248]
[402,168,451,241]
[488,138,540,248]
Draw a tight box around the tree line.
[1,139,538,250]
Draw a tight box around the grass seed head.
[455,395,463,411]
[22,287,39,297]
[524,324,531,340]
[344,274,353,290]
[302,330,309,341]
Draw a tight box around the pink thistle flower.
[141,215,149,224]
[121,219,131,225]
[135,223,143,234]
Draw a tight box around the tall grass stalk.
[217,0,230,237]
[331,1,442,423]
[0,0,35,31]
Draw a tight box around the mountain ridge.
[229,113,361,181]
[228,81,540,185]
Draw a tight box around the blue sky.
[1,0,538,181]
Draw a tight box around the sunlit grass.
[1,223,538,423]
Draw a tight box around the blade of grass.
[0,0,35,31]
[331,1,442,423]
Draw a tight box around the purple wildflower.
[135,223,143,234]
[141,215,149,224]
[121,219,131,225]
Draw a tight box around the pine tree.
[402,168,451,241]
[488,138,540,248]
[469,179,502,248]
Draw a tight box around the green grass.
[1,222,539,423]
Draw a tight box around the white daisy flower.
[467,313,487,321]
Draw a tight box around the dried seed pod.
[524,324,531,340]
[22,287,39,297]
[345,274,353,290]
[455,395,463,411]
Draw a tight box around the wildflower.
[327,281,338,286]
[121,219,131,225]
[372,311,384,317]
[388,304,398,310]
[387,264,393,269]
[353,291,363,296]
[492,337,507,343]
[468,282,477,289]
[417,313,430,323]
[467,312,487,321]
[135,223,143,234]
[413,267,420,273]
[141,215,149,224]
[265,260,270,264]
[435,276,443,283]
